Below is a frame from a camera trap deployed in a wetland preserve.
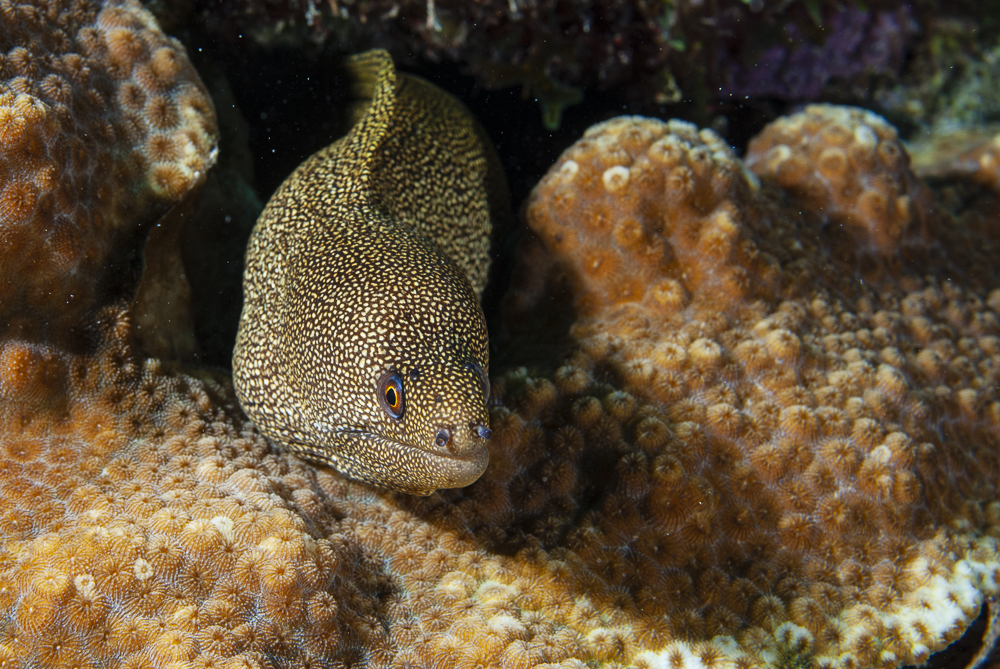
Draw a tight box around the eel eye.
[377,370,405,420]
[466,361,490,402]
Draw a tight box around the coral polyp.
[0,0,217,341]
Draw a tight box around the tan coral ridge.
[746,104,932,258]
[504,109,1000,668]
[931,131,1000,196]
[0,0,217,339]
[0,312,413,668]
[522,117,791,321]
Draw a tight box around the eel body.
[232,50,506,495]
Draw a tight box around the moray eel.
[232,50,508,495]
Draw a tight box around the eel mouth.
[335,429,490,495]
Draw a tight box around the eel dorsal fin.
[328,49,399,203]
[341,49,498,296]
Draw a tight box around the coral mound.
[0,310,391,669]
[504,110,1000,668]
[0,0,217,339]
[524,116,778,318]
[746,104,931,257]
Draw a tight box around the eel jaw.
[318,428,490,495]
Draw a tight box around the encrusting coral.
[6,307,1000,669]
[503,110,1000,668]
[521,117,778,320]
[745,104,932,258]
[0,0,217,341]
[0,320,395,668]
[904,128,1000,208]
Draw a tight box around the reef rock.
[0,0,217,342]
[505,108,1000,668]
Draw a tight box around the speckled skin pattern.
[233,50,500,495]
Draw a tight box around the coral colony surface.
[0,0,217,343]
[507,111,1000,668]
[4,1,1000,669]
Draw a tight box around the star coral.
[522,116,777,319]
[0,314,394,668]
[746,104,931,259]
[503,109,1000,667]
[0,0,217,341]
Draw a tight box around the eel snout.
[350,431,490,496]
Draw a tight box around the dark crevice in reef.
[907,601,995,669]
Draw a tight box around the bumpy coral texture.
[522,117,781,320]
[505,112,1000,668]
[746,104,931,257]
[0,311,397,668]
[7,304,1000,669]
[0,0,217,338]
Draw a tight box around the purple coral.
[715,4,917,101]
[196,0,673,98]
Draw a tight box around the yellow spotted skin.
[232,50,505,495]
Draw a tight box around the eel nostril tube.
[473,424,492,440]
[435,428,453,448]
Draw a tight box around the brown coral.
[746,104,931,258]
[0,312,396,668]
[0,0,217,340]
[498,109,1000,667]
[523,117,778,319]
[945,132,1000,195]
